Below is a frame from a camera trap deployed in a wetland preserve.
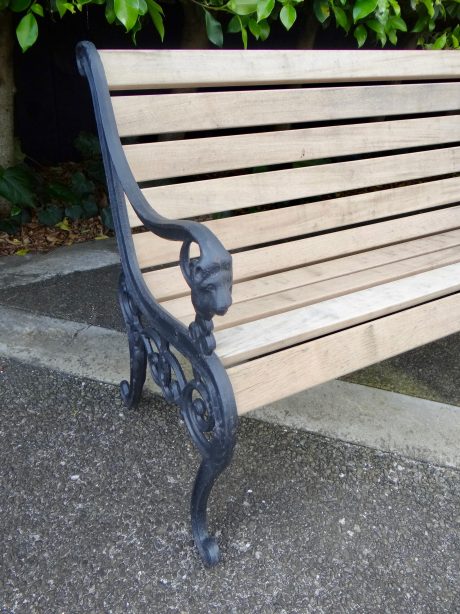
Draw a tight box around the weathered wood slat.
[113,83,460,137]
[125,115,460,182]
[100,50,460,90]
[142,207,460,300]
[132,176,460,267]
[228,292,460,414]
[215,263,460,366]
[161,230,460,321]
[139,147,460,219]
[167,245,460,328]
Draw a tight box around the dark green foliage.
[0,133,112,234]
[100,207,114,230]
[37,205,64,226]
[74,131,101,160]
[0,164,35,208]
[2,0,459,51]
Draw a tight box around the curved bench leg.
[181,376,237,566]
[118,273,237,565]
[118,274,147,409]
[191,454,233,566]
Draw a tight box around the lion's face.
[189,255,233,320]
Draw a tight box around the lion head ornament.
[187,252,233,321]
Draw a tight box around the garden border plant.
[0,132,113,240]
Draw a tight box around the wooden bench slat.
[142,207,460,300]
[132,176,460,267]
[113,83,460,137]
[139,146,460,220]
[166,244,460,328]
[216,262,460,367]
[125,115,460,183]
[161,230,460,321]
[228,292,460,414]
[100,50,460,90]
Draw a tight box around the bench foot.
[191,457,230,566]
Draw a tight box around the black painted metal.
[76,40,238,566]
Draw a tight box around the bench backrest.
[98,50,460,296]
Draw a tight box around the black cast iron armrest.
[76,41,233,355]
[119,169,233,351]
[128,188,233,323]
[124,185,233,355]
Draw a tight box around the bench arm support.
[77,41,238,567]
[76,41,233,355]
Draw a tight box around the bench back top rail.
[100,49,460,89]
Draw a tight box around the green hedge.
[2,0,460,51]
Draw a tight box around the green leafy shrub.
[0,132,113,234]
[2,0,459,51]
[208,0,460,49]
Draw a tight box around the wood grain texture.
[139,147,460,219]
[170,245,460,329]
[113,83,460,137]
[132,176,460,267]
[100,50,460,90]
[125,115,460,182]
[161,230,460,322]
[215,263,460,365]
[142,206,460,300]
[228,293,460,413]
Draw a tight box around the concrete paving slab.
[1,304,459,469]
[0,238,119,289]
[1,357,459,613]
[0,262,124,331]
[0,305,129,386]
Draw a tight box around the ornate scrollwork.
[118,274,235,456]
[181,374,217,452]
[143,329,186,405]
[189,316,216,355]
[142,328,233,463]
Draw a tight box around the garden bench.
[77,42,460,566]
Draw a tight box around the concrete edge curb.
[1,304,459,469]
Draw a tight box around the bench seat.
[158,232,460,412]
[228,292,460,413]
